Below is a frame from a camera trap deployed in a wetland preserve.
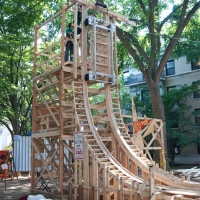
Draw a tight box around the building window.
[141,90,150,102]
[166,60,175,76]
[167,86,176,92]
[193,82,200,99]
[197,143,200,154]
[195,109,200,126]
[191,61,200,71]
[123,71,129,84]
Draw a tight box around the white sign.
[1,163,8,170]
[74,132,84,160]
[14,135,21,140]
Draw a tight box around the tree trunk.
[146,78,169,170]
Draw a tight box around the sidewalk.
[0,176,31,200]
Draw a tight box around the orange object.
[0,150,9,178]
[133,119,152,134]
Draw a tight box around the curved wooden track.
[81,79,200,199]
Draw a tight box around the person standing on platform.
[65,22,74,62]
[64,6,82,62]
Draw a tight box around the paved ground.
[1,170,200,200]
[0,176,32,200]
[0,175,56,200]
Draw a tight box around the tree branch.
[159,4,183,31]
[156,0,190,81]
[183,1,200,26]
[137,0,148,18]
[0,120,13,135]
[148,0,161,73]
[116,26,150,61]
[116,27,148,74]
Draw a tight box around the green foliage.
[173,15,200,63]
[117,41,133,74]
[111,0,200,73]
[0,0,64,136]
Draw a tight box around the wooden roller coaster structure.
[31,0,200,199]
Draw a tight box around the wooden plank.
[31,25,38,191]
[32,130,60,138]
[36,53,61,68]
[38,80,59,92]
[33,66,61,81]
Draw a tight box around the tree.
[110,0,200,167]
[0,0,63,139]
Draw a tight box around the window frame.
[193,82,200,99]
[195,109,200,126]
[166,60,175,76]
[191,61,200,71]
[197,142,200,154]
[167,86,176,92]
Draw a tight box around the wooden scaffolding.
[31,1,200,199]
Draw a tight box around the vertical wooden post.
[149,166,155,199]
[142,170,148,180]
[73,2,78,78]
[116,174,121,200]
[59,4,66,198]
[74,160,78,199]
[31,24,38,190]
[159,120,166,170]
[81,4,88,78]
[83,141,89,199]
[119,178,123,200]
[130,182,135,200]
[102,165,107,199]
[78,160,83,184]
[79,184,83,200]
[69,182,72,200]
[90,186,94,200]
[115,139,120,162]
[92,154,98,200]
[132,97,138,122]
[133,182,140,200]
[61,4,66,66]
[112,16,118,79]
[130,160,138,176]
[122,151,128,169]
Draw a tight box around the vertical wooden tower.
[31,1,200,199]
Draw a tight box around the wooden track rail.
[32,1,200,199]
